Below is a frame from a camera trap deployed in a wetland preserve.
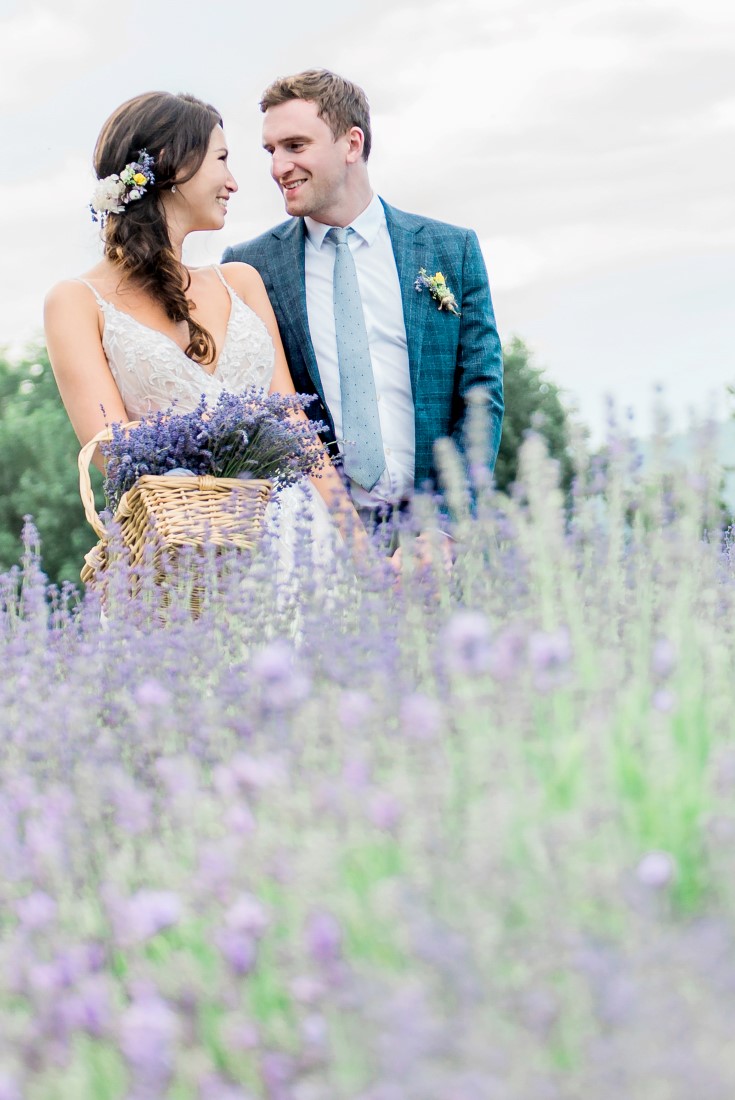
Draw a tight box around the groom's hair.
[259,69,372,161]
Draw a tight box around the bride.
[44,91,372,582]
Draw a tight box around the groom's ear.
[345,126,366,163]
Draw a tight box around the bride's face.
[168,124,238,232]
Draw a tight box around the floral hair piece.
[90,150,156,225]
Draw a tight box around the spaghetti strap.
[212,264,235,297]
[76,278,107,308]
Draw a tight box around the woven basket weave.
[78,425,272,589]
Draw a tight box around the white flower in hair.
[90,150,156,225]
[90,175,126,217]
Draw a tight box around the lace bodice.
[80,267,275,419]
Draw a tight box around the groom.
[222,69,503,528]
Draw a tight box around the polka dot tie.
[327,226,386,491]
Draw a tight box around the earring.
[171,185,177,194]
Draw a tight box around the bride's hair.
[94,91,222,365]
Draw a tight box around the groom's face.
[262,99,352,222]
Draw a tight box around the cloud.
[0,2,99,109]
[331,0,735,262]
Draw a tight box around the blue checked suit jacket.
[221,199,504,488]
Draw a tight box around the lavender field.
[2,417,735,1100]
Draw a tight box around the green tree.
[494,336,579,494]
[0,345,103,586]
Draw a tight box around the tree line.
[0,338,577,587]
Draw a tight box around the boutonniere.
[414,268,461,316]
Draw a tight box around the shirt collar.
[305,193,385,250]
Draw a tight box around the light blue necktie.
[327,226,385,492]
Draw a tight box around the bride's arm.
[44,281,128,470]
[220,262,373,556]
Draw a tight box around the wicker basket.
[78,425,272,591]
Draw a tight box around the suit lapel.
[267,219,326,404]
[382,200,427,397]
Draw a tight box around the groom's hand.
[391,532,454,576]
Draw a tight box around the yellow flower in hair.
[89,149,155,225]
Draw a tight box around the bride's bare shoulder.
[44,278,98,322]
[218,261,266,300]
[45,264,109,312]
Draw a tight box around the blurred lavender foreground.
[2,403,735,1100]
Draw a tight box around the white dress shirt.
[304,194,415,510]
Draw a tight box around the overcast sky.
[1,0,733,439]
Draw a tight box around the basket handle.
[78,422,139,539]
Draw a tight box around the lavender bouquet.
[102,389,325,513]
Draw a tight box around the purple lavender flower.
[119,994,179,1091]
[219,1016,260,1051]
[289,974,327,1005]
[57,974,114,1038]
[636,850,676,889]
[652,688,677,713]
[108,774,153,835]
[216,929,258,977]
[337,689,374,730]
[527,626,572,672]
[367,790,403,832]
[528,626,572,691]
[0,1074,23,1100]
[399,693,442,740]
[228,752,285,792]
[250,640,311,710]
[305,909,343,966]
[225,802,257,835]
[487,623,526,682]
[25,817,65,873]
[300,1011,328,1048]
[134,678,172,709]
[224,894,270,938]
[259,1050,296,1094]
[54,942,103,987]
[442,610,493,676]
[27,960,64,996]
[15,890,57,932]
[116,889,183,945]
[155,755,199,798]
[342,756,371,790]
[519,986,559,1037]
[651,638,677,680]
[198,1074,255,1100]
[195,839,240,897]
[102,389,326,512]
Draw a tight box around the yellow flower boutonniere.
[414,268,460,316]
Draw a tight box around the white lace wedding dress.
[79,267,342,589]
